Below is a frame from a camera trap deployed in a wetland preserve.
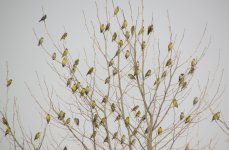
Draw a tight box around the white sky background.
[0,0,229,149]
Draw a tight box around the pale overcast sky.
[0,0,229,149]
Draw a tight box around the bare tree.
[1,0,225,150]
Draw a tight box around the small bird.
[114,6,119,16]
[193,97,198,105]
[6,79,13,87]
[34,132,40,141]
[147,24,154,35]
[172,98,178,108]
[113,67,118,76]
[74,118,79,126]
[125,31,130,39]
[144,127,148,134]
[112,32,117,42]
[60,32,68,41]
[166,58,172,67]
[114,49,121,57]
[185,115,191,124]
[104,136,108,143]
[115,114,121,122]
[111,103,116,112]
[135,111,141,118]
[212,112,220,121]
[180,112,184,120]
[125,50,130,59]
[105,76,110,84]
[46,114,51,124]
[158,127,163,135]
[154,77,160,86]
[85,86,90,95]
[108,59,114,67]
[65,118,71,125]
[87,67,94,76]
[132,105,139,111]
[131,139,136,145]
[100,24,105,33]
[118,40,123,48]
[63,146,67,150]
[191,58,197,67]
[131,25,136,35]
[124,116,130,126]
[38,37,44,46]
[134,67,140,76]
[138,26,145,35]
[2,117,8,126]
[100,117,107,125]
[128,74,136,80]
[141,41,146,50]
[161,71,167,79]
[179,73,185,86]
[121,19,128,29]
[93,114,98,123]
[168,42,173,51]
[73,59,80,67]
[121,135,125,144]
[112,132,118,140]
[39,14,47,22]
[62,57,67,67]
[5,127,11,136]
[71,83,77,93]
[90,100,96,109]
[58,111,65,120]
[67,77,72,87]
[102,96,108,104]
[52,52,56,60]
[145,69,152,78]
[105,23,110,31]
[62,48,69,57]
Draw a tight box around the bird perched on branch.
[114,6,119,16]
[60,32,67,41]
[147,24,154,35]
[39,14,47,22]
[212,112,220,121]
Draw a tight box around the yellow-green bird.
[67,77,72,87]
[58,111,65,120]
[193,97,198,105]
[85,86,90,95]
[74,118,79,126]
[105,76,110,84]
[141,41,146,50]
[46,114,51,124]
[168,42,173,51]
[93,114,98,123]
[6,79,13,87]
[180,112,184,120]
[60,32,68,41]
[112,32,117,42]
[144,127,148,134]
[185,115,191,124]
[125,31,130,39]
[121,135,125,144]
[114,6,119,16]
[125,50,130,59]
[166,58,172,67]
[154,77,161,86]
[134,67,140,76]
[138,26,144,35]
[90,100,96,109]
[124,116,130,126]
[131,25,136,35]
[115,114,121,122]
[161,71,167,79]
[212,112,220,121]
[63,146,67,150]
[113,67,118,76]
[121,19,128,29]
[87,67,94,76]
[100,117,107,125]
[172,98,178,108]
[39,14,47,22]
[38,37,44,46]
[5,127,11,136]
[62,57,67,67]
[34,132,40,141]
[100,24,105,33]
[74,59,79,66]
[191,58,197,67]
[91,131,97,138]
[108,59,114,67]
[132,105,139,111]
[158,127,163,135]
[105,23,110,31]
[111,103,116,112]
[179,73,185,86]
[80,88,86,96]
[103,136,108,143]
[147,24,154,35]
[62,48,68,57]
[114,49,121,57]
[102,96,108,103]
[65,118,70,125]
[145,69,152,78]
[112,132,118,140]
[135,111,141,118]
[118,39,123,48]
[2,117,8,126]
[71,83,77,93]
[52,52,56,60]
[128,74,135,80]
